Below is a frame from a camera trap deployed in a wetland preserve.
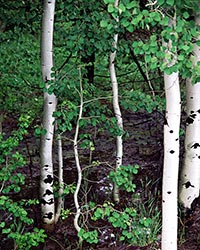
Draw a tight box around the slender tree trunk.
[162,17,181,250]
[109,0,123,203]
[55,130,64,223]
[179,9,200,209]
[40,0,56,231]
[74,67,84,234]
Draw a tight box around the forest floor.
[1,110,200,250]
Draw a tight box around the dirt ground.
[1,110,200,250]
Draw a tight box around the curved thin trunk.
[74,68,83,234]
[162,17,181,250]
[40,0,56,231]
[109,0,123,203]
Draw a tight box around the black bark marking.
[191,143,200,149]
[41,198,54,205]
[190,96,193,99]
[186,112,197,125]
[197,109,200,113]
[175,138,178,141]
[41,198,46,205]
[162,200,165,203]
[170,150,175,154]
[43,212,53,219]
[184,181,195,189]
[43,189,53,196]
[167,191,171,194]
[44,175,53,184]
[191,114,196,118]
[49,102,52,104]
[169,130,173,133]
[46,198,54,205]
[198,156,200,159]
[186,117,194,124]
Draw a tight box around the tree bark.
[179,9,200,209]
[109,0,123,203]
[74,68,83,234]
[162,17,181,250]
[40,0,56,231]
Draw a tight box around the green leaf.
[183,12,189,19]
[126,25,134,32]
[166,0,174,6]
[104,0,115,3]
[126,1,137,9]
[119,3,126,12]
[108,4,115,13]
[100,20,108,28]
[0,222,5,228]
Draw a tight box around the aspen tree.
[179,6,200,209]
[109,0,123,203]
[40,0,56,231]
[162,16,181,250]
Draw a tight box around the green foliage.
[6,228,47,250]
[0,32,42,115]
[61,209,71,220]
[78,228,98,244]
[92,201,161,246]
[0,117,46,249]
[121,90,165,112]
[54,182,76,198]
[54,100,78,133]
[109,164,139,192]
[0,1,42,35]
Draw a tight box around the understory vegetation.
[1,1,200,250]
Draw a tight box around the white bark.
[162,18,181,250]
[179,11,200,209]
[40,0,56,231]
[109,0,123,203]
[74,68,83,234]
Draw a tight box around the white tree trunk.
[74,68,83,234]
[179,10,200,209]
[109,0,123,203]
[40,0,56,231]
[162,18,181,250]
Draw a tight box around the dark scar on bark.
[186,117,194,124]
[40,198,54,205]
[43,189,53,196]
[191,143,200,149]
[43,212,53,219]
[184,181,195,189]
[44,175,53,184]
